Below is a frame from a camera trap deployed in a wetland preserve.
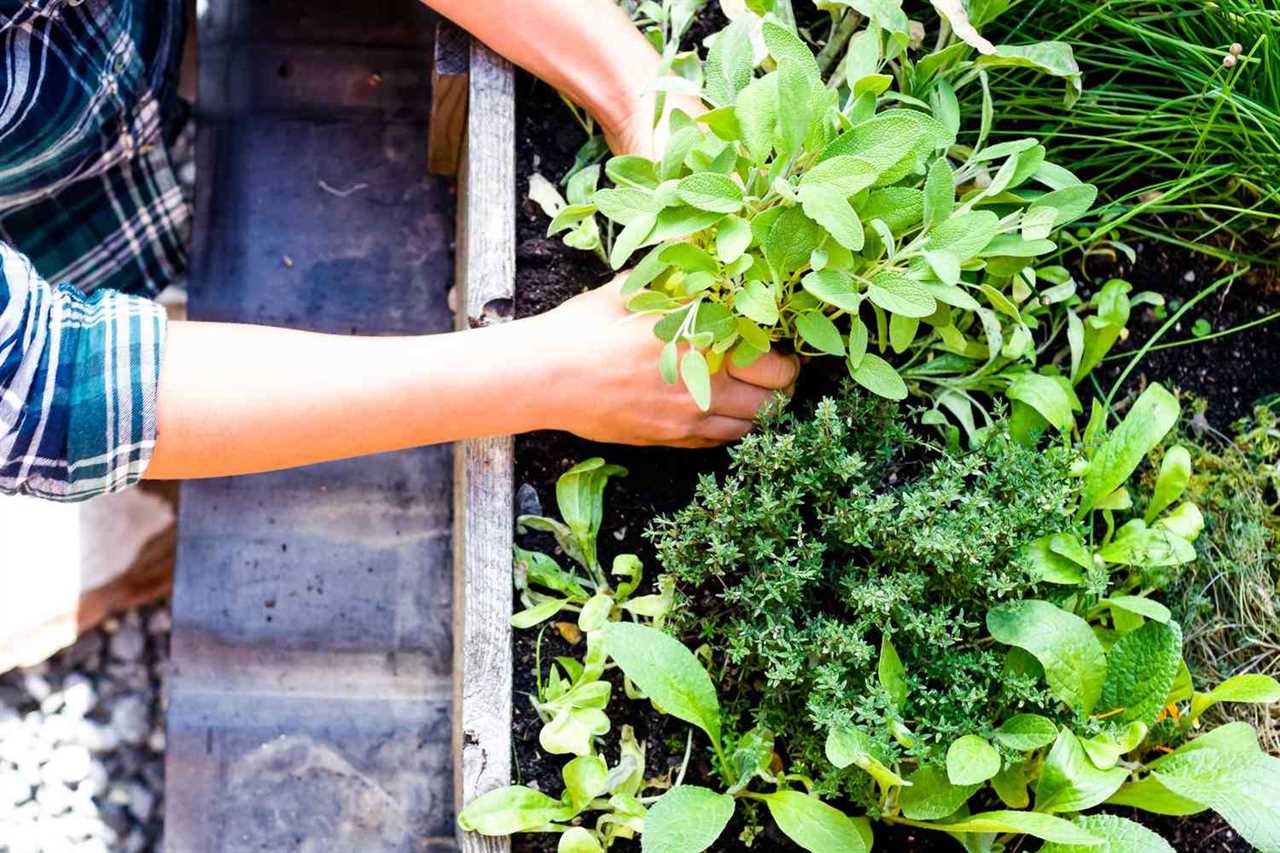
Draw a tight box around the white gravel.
[0,605,169,853]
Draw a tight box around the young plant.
[648,384,1280,851]
[548,8,1121,423]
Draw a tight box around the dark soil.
[1094,241,1280,430]
[507,18,1275,852]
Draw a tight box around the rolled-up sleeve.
[1,243,167,502]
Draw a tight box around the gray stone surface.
[165,2,458,851]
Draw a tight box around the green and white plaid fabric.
[1,0,186,500]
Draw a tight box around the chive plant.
[964,0,1280,265]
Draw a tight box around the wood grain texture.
[428,19,469,176]
[452,37,516,853]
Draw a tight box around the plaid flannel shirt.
[1,0,186,501]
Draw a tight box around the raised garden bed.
[453,5,1280,852]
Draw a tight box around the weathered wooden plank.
[452,37,516,853]
[168,3,458,850]
[428,19,469,176]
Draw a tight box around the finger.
[708,377,775,420]
[696,415,755,444]
[727,351,800,390]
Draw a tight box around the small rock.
[515,482,542,517]
[147,609,172,635]
[20,671,52,702]
[147,726,166,753]
[121,829,149,853]
[78,759,109,798]
[60,675,97,718]
[34,780,75,816]
[0,772,32,806]
[109,625,145,662]
[43,744,93,784]
[1183,270,1196,282]
[123,781,155,823]
[109,696,150,745]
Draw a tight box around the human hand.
[603,92,707,159]
[527,275,800,448]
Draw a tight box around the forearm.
[422,0,660,136]
[145,318,559,480]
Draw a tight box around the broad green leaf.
[559,827,604,853]
[607,156,659,189]
[1040,814,1175,853]
[729,728,775,786]
[860,187,924,232]
[1096,520,1195,567]
[926,211,1000,257]
[992,761,1030,809]
[649,207,725,245]
[704,18,755,107]
[976,42,1083,103]
[457,785,574,834]
[1155,502,1203,540]
[604,622,720,742]
[511,597,569,629]
[923,157,954,230]
[796,311,846,356]
[799,185,865,251]
[900,765,978,820]
[935,810,1104,845]
[642,786,735,853]
[835,0,909,40]
[825,725,907,789]
[1022,205,1058,241]
[878,635,908,711]
[850,353,907,400]
[868,272,936,318]
[540,705,610,755]
[578,593,614,632]
[734,280,779,325]
[660,242,718,273]
[1082,723,1148,769]
[1006,372,1078,432]
[762,790,868,853]
[765,206,823,275]
[1151,725,1280,852]
[595,187,656,225]
[1035,729,1129,813]
[819,110,953,178]
[1145,446,1191,523]
[947,735,1002,785]
[994,714,1058,751]
[716,215,752,263]
[1190,674,1280,723]
[800,155,880,195]
[1106,774,1205,816]
[1024,538,1084,586]
[982,235,1056,258]
[680,349,712,411]
[761,21,820,77]
[735,73,778,162]
[802,269,861,311]
[776,57,818,156]
[1034,184,1098,227]
[611,211,658,269]
[677,173,744,213]
[622,243,673,295]
[1079,384,1179,516]
[929,0,995,53]
[987,600,1106,714]
[557,458,627,569]
[563,755,609,812]
[1102,595,1171,625]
